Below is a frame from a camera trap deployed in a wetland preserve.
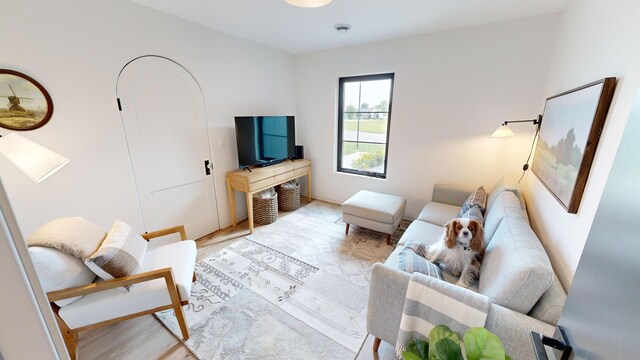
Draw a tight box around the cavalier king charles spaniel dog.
[427,218,485,288]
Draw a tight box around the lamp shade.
[285,0,332,8]
[0,133,69,183]
[491,125,515,138]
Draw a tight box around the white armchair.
[36,225,196,360]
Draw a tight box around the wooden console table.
[226,159,311,233]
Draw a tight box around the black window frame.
[337,73,394,179]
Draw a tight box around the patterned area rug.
[156,201,410,359]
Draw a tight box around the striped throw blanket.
[395,272,489,357]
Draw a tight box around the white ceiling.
[133,0,569,54]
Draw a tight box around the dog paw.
[455,280,470,288]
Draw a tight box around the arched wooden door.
[117,56,219,239]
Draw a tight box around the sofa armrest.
[368,263,554,359]
[486,304,555,360]
[367,263,411,345]
[432,184,478,207]
[368,263,485,345]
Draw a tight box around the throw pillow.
[27,217,107,261]
[398,247,443,280]
[29,246,97,307]
[462,205,484,224]
[85,220,148,290]
[398,238,442,279]
[459,186,487,216]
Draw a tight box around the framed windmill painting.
[532,77,616,213]
[0,69,53,131]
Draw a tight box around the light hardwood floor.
[77,199,397,360]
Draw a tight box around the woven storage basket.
[277,183,300,211]
[253,193,278,225]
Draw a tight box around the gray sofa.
[367,177,567,360]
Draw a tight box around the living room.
[1,0,639,359]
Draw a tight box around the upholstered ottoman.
[342,190,406,245]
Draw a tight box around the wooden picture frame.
[532,78,616,213]
[0,69,54,131]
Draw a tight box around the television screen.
[234,116,295,169]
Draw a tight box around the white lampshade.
[491,125,515,138]
[0,133,69,183]
[285,0,332,8]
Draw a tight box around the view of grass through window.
[338,74,394,178]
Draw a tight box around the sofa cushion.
[396,219,443,248]
[59,240,197,329]
[484,192,522,243]
[479,215,554,314]
[29,246,97,307]
[417,202,460,227]
[528,275,566,325]
[487,176,526,212]
[431,184,478,207]
[459,186,487,216]
[27,217,106,260]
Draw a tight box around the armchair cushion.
[59,239,197,329]
[29,246,96,307]
[85,220,148,287]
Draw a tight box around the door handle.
[204,160,212,175]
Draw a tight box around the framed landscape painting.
[0,69,53,131]
[532,78,616,213]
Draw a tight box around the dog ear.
[469,220,485,252]
[444,219,458,248]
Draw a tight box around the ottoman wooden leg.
[373,337,381,352]
[386,234,391,245]
[345,223,350,234]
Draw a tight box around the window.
[337,73,394,178]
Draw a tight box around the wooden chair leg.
[373,337,382,352]
[53,307,78,360]
[345,223,350,235]
[164,271,190,340]
[386,233,391,245]
[192,271,197,283]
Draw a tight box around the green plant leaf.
[505,356,512,360]
[405,339,429,359]
[433,338,463,360]
[429,326,460,359]
[402,351,423,360]
[463,327,506,360]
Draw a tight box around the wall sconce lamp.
[491,114,543,138]
[492,114,543,182]
[0,133,69,183]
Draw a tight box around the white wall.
[294,15,559,218]
[0,0,296,236]
[522,0,640,288]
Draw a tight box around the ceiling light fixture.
[285,0,332,8]
[334,24,351,33]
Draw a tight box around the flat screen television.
[234,116,295,169]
